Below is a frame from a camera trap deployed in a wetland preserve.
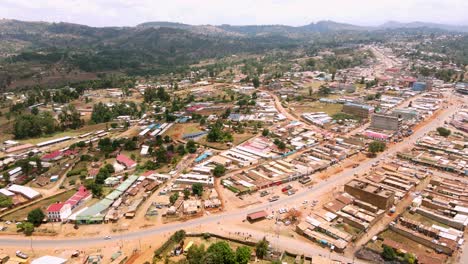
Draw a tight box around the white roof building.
[8,184,40,200]
[31,255,67,264]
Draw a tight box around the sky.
[0,0,467,27]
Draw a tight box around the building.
[344,180,395,210]
[41,150,63,161]
[412,81,429,91]
[370,114,400,131]
[31,256,67,264]
[64,186,92,210]
[392,108,419,121]
[342,103,374,119]
[7,184,41,200]
[115,154,136,169]
[47,202,72,222]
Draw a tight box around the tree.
[170,192,179,204]
[404,253,416,264]
[91,102,113,123]
[183,189,191,200]
[262,129,269,137]
[213,164,226,177]
[187,244,206,264]
[27,208,45,226]
[368,141,386,156]
[252,76,260,88]
[31,107,39,115]
[17,222,34,236]
[255,237,269,259]
[192,183,203,196]
[318,85,331,96]
[0,194,12,208]
[186,140,198,154]
[205,241,236,264]
[177,145,187,156]
[382,245,396,260]
[436,127,451,137]
[236,246,251,264]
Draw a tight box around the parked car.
[16,251,28,259]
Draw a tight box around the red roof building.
[41,150,63,161]
[116,154,137,169]
[64,186,91,209]
[141,170,156,177]
[63,149,79,156]
[47,202,71,222]
[246,210,268,222]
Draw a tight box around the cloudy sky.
[0,0,467,27]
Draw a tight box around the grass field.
[290,102,343,116]
[3,189,77,221]
[198,133,255,150]
[377,229,433,254]
[165,123,203,140]
[401,211,450,228]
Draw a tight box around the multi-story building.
[370,114,400,131]
[344,180,395,210]
[342,103,374,119]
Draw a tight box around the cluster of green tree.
[0,194,12,208]
[95,164,116,185]
[50,88,80,104]
[207,121,233,143]
[143,87,171,103]
[213,164,226,177]
[382,245,416,264]
[418,67,457,82]
[91,101,140,123]
[186,241,251,264]
[368,141,386,156]
[57,105,84,130]
[182,183,204,200]
[13,112,56,139]
[318,85,331,96]
[97,137,138,154]
[17,208,46,235]
[273,138,287,150]
[436,127,451,137]
[365,92,382,101]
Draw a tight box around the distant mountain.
[300,20,369,32]
[380,21,468,33]
[137,20,370,37]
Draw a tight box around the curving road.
[0,91,464,260]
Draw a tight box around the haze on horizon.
[0,0,467,28]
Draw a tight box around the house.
[47,202,72,222]
[115,154,136,169]
[41,150,63,162]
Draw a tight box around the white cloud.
[0,0,467,27]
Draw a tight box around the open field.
[2,189,76,221]
[401,211,450,228]
[289,102,343,116]
[198,132,256,150]
[368,229,434,255]
[165,123,203,140]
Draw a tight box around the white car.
[104,236,112,240]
